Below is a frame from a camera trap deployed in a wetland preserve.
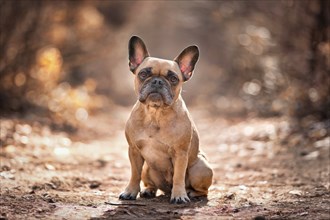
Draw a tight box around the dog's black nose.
[151,77,164,88]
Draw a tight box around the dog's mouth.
[149,93,163,107]
[147,92,162,99]
[139,91,173,108]
[140,92,163,107]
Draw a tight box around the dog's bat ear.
[174,45,199,81]
[128,36,149,73]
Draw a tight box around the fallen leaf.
[0,171,15,180]
[300,212,308,216]
[289,190,303,196]
[45,163,56,170]
[239,185,248,190]
[303,151,319,160]
[89,181,101,189]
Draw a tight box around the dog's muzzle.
[139,77,174,106]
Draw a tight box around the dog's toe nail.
[119,192,136,200]
[170,196,190,204]
[170,198,177,204]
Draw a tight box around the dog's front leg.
[170,150,190,204]
[119,146,144,200]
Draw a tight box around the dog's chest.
[135,123,174,167]
[136,123,171,152]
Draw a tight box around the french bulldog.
[119,36,213,204]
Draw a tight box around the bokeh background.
[0,0,329,126]
[1,1,330,218]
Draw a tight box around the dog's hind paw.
[140,188,156,198]
[187,189,208,198]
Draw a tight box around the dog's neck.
[140,95,186,126]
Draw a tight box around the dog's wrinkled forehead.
[136,57,183,79]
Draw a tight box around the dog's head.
[128,36,199,108]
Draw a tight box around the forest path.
[1,107,329,219]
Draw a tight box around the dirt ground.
[0,106,329,220]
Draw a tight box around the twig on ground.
[104,201,147,206]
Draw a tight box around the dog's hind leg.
[140,163,158,198]
[186,154,213,198]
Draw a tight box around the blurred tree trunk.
[280,0,329,119]
[0,0,42,76]
[308,0,330,118]
[309,0,329,74]
[0,0,43,111]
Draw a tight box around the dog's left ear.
[128,36,149,73]
[174,45,199,81]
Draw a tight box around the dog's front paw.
[119,190,138,200]
[170,193,190,204]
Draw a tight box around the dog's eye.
[139,71,148,79]
[169,75,178,84]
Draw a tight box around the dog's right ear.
[128,36,149,73]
